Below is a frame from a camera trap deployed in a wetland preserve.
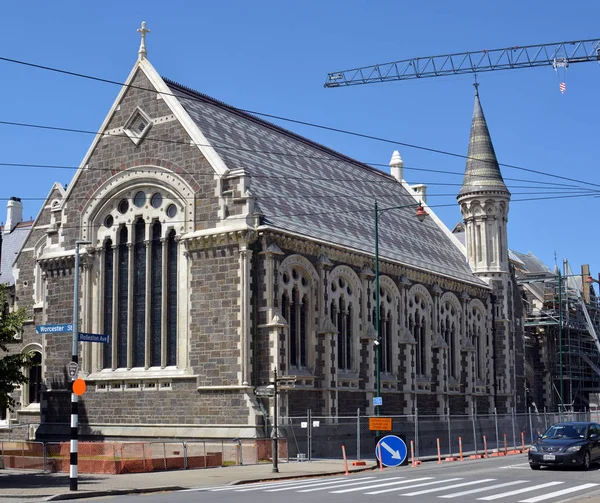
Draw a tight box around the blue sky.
[0,1,599,280]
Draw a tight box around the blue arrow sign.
[376,434,407,467]
[79,332,110,344]
[36,323,73,334]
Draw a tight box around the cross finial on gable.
[137,21,150,60]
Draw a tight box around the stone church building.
[4,26,525,440]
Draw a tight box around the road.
[80,456,600,503]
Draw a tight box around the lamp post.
[70,239,91,491]
[374,201,428,417]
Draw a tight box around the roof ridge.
[162,77,393,180]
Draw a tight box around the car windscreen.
[542,424,586,440]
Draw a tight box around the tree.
[0,284,30,412]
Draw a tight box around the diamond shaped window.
[124,108,152,145]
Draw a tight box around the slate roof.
[511,250,553,275]
[458,90,510,198]
[166,79,484,286]
[0,221,33,286]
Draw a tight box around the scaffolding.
[520,261,600,412]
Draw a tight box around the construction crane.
[324,38,600,89]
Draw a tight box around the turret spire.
[458,87,509,198]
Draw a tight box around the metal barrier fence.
[279,410,594,461]
[3,409,593,471]
[0,438,287,473]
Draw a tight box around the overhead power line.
[4,191,599,233]
[0,56,598,190]
[0,117,598,193]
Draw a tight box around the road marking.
[440,480,529,498]
[519,483,599,503]
[500,462,532,469]
[400,479,496,496]
[233,477,350,492]
[207,477,347,492]
[366,478,462,495]
[295,477,381,492]
[478,481,563,500]
[331,478,436,493]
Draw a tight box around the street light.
[374,201,428,417]
[70,239,91,491]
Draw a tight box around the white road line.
[209,477,347,492]
[331,478,428,493]
[366,478,462,495]
[478,481,564,500]
[294,477,383,493]
[401,479,496,496]
[440,480,529,498]
[519,483,599,503]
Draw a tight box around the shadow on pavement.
[0,471,106,489]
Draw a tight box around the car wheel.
[582,451,591,470]
[530,463,541,470]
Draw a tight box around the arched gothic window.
[328,269,360,374]
[332,298,353,371]
[282,289,308,368]
[440,298,460,380]
[280,261,314,371]
[407,290,432,378]
[372,285,395,374]
[82,171,192,377]
[467,303,487,381]
[101,208,178,370]
[413,309,427,375]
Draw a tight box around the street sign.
[254,385,275,397]
[36,323,73,334]
[375,435,407,467]
[79,332,110,344]
[369,417,392,431]
[67,362,79,379]
[373,396,382,406]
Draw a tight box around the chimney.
[5,197,23,233]
[389,150,404,182]
[411,184,427,205]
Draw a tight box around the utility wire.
[0,55,598,189]
[1,186,597,206]
[0,158,588,191]
[5,191,599,233]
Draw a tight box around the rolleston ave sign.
[78,333,110,344]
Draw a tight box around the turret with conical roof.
[458,85,510,277]
[457,86,524,416]
[458,84,510,198]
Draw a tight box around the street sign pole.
[70,240,90,491]
[272,367,279,473]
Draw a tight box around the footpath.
[0,459,377,501]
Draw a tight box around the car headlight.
[529,445,538,451]
[565,445,582,452]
